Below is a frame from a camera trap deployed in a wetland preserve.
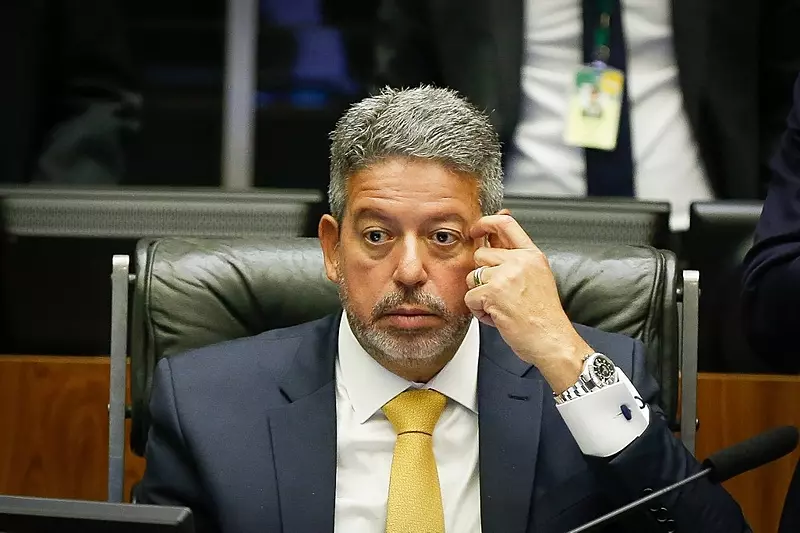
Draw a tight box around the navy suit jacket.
[742,73,800,372]
[136,314,748,533]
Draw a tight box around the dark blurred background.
[125,0,377,189]
[0,0,382,357]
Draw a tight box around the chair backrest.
[129,237,679,455]
[686,201,765,372]
[686,200,763,276]
[0,185,323,238]
[0,186,323,356]
[503,196,672,248]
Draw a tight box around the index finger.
[469,214,534,249]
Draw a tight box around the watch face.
[589,355,617,386]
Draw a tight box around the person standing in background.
[741,72,800,533]
[373,0,800,231]
[0,0,141,185]
[741,73,800,374]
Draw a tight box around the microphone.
[566,425,800,533]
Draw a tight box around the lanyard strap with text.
[592,0,613,66]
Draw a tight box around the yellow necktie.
[382,388,448,533]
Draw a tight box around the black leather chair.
[685,201,765,372]
[503,196,672,248]
[106,237,699,502]
[0,186,323,239]
[0,186,323,355]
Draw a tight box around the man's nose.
[392,236,428,287]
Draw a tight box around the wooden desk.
[0,356,144,501]
[0,357,798,531]
[696,373,800,533]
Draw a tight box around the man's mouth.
[384,306,436,317]
[379,307,441,328]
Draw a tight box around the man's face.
[320,157,483,372]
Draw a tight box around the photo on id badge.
[563,66,624,151]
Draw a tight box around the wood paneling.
[0,356,145,501]
[696,373,800,533]
[0,357,799,532]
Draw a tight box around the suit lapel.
[488,0,524,142]
[670,0,709,144]
[489,0,523,81]
[268,314,339,533]
[265,316,546,532]
[478,326,544,533]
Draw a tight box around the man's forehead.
[350,204,474,224]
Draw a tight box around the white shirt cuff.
[555,368,650,457]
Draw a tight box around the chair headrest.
[134,237,672,356]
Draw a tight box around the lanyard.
[593,0,613,64]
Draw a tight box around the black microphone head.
[703,425,799,484]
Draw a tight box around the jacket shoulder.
[162,315,336,385]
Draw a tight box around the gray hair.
[328,85,504,221]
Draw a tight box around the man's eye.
[365,230,389,243]
[432,231,458,245]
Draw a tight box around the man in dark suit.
[137,86,748,532]
[741,72,800,373]
[741,74,800,523]
[0,0,140,185]
[374,0,800,231]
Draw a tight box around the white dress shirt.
[333,313,650,532]
[504,0,714,231]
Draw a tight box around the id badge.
[563,65,624,151]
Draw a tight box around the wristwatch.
[554,352,618,404]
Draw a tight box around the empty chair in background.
[687,201,766,373]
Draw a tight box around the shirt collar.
[337,312,480,424]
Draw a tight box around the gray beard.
[336,266,472,370]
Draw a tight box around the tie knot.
[382,389,447,436]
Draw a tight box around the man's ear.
[319,214,341,283]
